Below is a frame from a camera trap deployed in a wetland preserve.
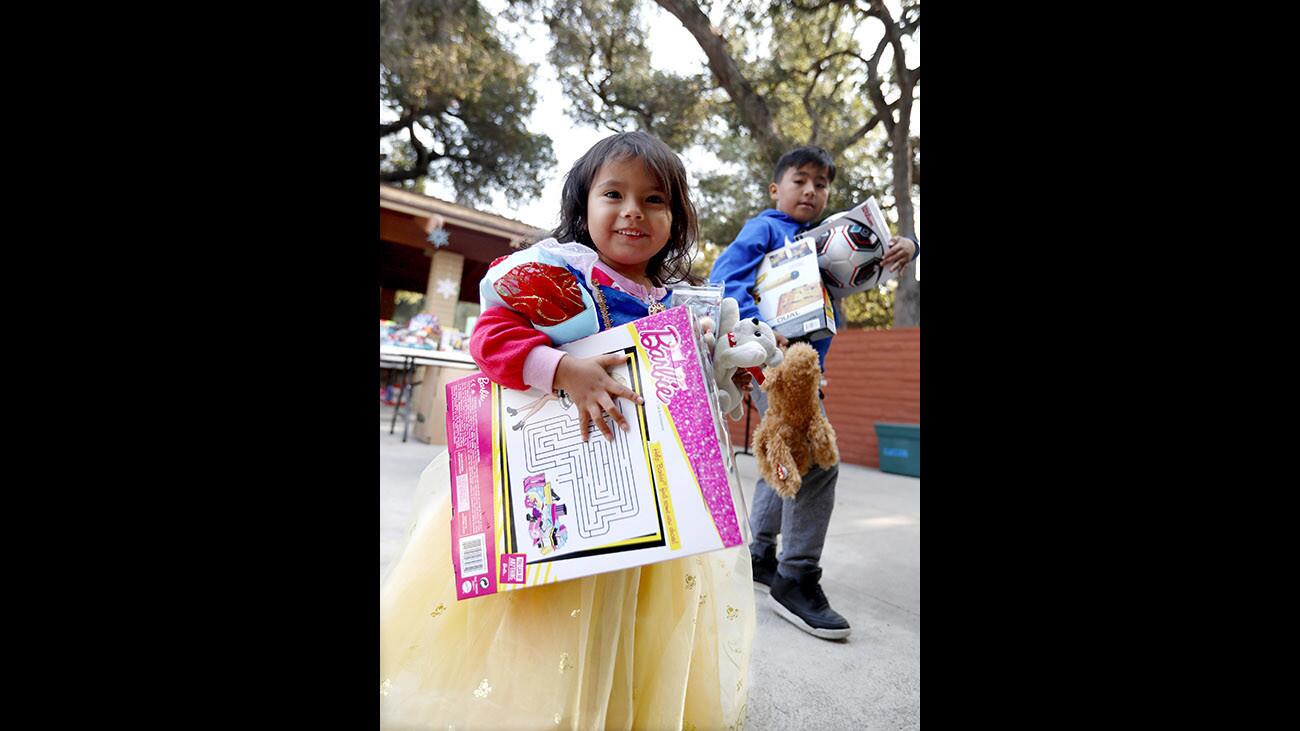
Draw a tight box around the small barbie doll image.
[507,389,574,431]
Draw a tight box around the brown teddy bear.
[752,342,839,497]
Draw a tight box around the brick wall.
[725,327,919,468]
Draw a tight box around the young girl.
[380,131,756,730]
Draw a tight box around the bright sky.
[385,0,918,251]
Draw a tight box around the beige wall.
[410,249,466,444]
[423,250,465,328]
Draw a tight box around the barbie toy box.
[444,305,748,601]
[750,238,836,342]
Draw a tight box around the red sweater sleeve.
[470,306,554,390]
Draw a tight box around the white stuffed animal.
[713,298,783,420]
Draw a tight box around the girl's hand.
[881,235,918,274]
[553,353,645,442]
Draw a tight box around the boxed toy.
[444,305,748,601]
[749,238,837,342]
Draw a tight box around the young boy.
[709,146,919,640]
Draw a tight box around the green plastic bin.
[874,422,920,477]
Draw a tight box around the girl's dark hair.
[551,130,700,286]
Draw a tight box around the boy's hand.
[553,353,644,443]
[774,332,789,349]
[881,236,918,274]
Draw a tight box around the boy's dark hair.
[551,130,700,286]
[773,146,837,185]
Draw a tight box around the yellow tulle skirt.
[381,452,756,731]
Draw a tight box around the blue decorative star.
[427,226,450,248]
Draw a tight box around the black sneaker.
[768,568,851,640]
[751,544,777,594]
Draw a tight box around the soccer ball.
[810,220,888,299]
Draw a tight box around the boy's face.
[769,162,830,223]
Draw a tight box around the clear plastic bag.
[674,285,751,544]
[670,282,725,347]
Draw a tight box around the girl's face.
[584,156,672,281]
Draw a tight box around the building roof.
[379,184,547,247]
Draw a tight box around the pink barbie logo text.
[638,326,686,406]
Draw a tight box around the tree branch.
[901,3,921,35]
[869,0,916,100]
[828,74,847,99]
[804,63,826,146]
[788,0,843,11]
[831,112,883,155]
[800,49,858,76]
[860,36,894,134]
[380,126,437,183]
[380,145,474,183]
[407,126,431,174]
[581,61,655,131]
[380,167,428,183]
[379,106,423,137]
[654,0,786,161]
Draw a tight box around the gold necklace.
[592,285,614,330]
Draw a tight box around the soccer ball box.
[798,196,895,299]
